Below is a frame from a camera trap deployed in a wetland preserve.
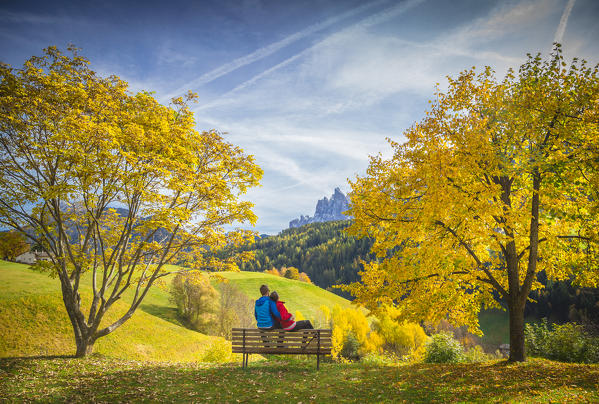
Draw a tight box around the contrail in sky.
[554,0,576,43]
[195,0,427,111]
[165,0,389,99]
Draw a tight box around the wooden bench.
[232,328,332,370]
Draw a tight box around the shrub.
[372,307,427,359]
[525,319,599,363]
[331,305,380,360]
[315,305,331,329]
[282,266,300,280]
[524,318,551,357]
[264,267,280,276]
[462,345,491,363]
[214,281,254,339]
[170,272,219,334]
[340,331,361,361]
[360,352,397,365]
[424,332,463,363]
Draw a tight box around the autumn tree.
[345,46,599,362]
[170,273,220,334]
[214,281,254,339]
[282,266,300,280]
[0,47,262,356]
[0,231,30,261]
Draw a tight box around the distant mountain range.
[289,187,350,228]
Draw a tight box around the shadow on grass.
[396,360,599,403]
[0,354,75,360]
[138,304,181,326]
[1,358,597,403]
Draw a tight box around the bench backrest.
[231,328,332,355]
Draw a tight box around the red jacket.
[275,301,296,330]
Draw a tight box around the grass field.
[2,261,598,402]
[0,260,353,360]
[0,260,227,361]
[1,356,597,403]
[216,270,354,324]
[1,258,530,359]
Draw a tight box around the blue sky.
[1,0,598,234]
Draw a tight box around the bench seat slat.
[232,340,331,347]
[232,340,332,345]
[232,329,331,334]
[232,344,331,348]
[233,344,332,348]
[233,348,332,354]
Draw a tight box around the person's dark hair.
[260,284,269,296]
[270,291,279,301]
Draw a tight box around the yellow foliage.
[264,268,280,276]
[343,46,599,360]
[372,306,427,359]
[330,305,380,359]
[298,272,312,283]
[0,46,263,356]
[295,310,305,321]
[282,266,300,280]
[316,305,331,328]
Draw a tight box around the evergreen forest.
[215,220,374,298]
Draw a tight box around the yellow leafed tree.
[344,45,599,362]
[0,46,263,356]
[330,305,379,359]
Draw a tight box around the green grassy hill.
[215,270,354,324]
[0,260,221,361]
[0,261,354,361]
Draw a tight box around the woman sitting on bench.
[270,291,314,331]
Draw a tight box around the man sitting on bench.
[254,284,281,331]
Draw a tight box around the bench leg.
[317,353,320,370]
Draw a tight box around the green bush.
[340,331,361,361]
[424,332,463,363]
[524,319,551,357]
[525,319,599,363]
[462,345,492,363]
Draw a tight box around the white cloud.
[188,0,592,233]
[302,0,559,101]
[156,43,198,68]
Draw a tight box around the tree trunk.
[75,336,95,357]
[507,301,526,362]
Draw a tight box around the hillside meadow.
[0,260,352,360]
[1,260,598,403]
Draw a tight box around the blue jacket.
[254,296,281,328]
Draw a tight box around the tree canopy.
[345,46,599,361]
[0,46,262,356]
[0,231,30,261]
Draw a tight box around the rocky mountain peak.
[289,188,350,228]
